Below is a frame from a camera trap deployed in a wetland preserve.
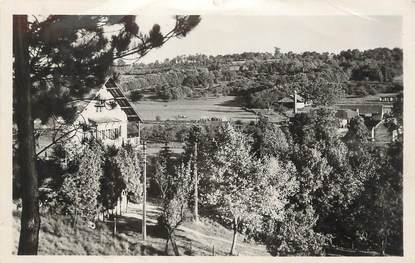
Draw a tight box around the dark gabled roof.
[278,94,305,103]
[104,78,143,122]
[379,93,401,98]
[278,97,295,103]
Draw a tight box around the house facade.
[74,78,142,147]
[278,91,312,114]
[337,104,393,122]
[371,119,400,144]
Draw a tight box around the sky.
[127,15,401,64]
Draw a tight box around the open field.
[133,93,398,123]
[132,96,258,122]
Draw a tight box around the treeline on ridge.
[115,48,403,109]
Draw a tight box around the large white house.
[74,77,142,147]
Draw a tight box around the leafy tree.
[288,108,371,246]
[259,125,290,158]
[156,161,193,255]
[115,146,143,203]
[343,116,370,151]
[100,146,124,212]
[346,142,403,255]
[290,145,332,208]
[247,117,291,159]
[59,143,103,223]
[265,205,331,256]
[289,108,339,150]
[100,145,142,219]
[247,157,298,241]
[204,124,264,255]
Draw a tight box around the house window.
[113,126,121,139]
[97,127,122,141]
[95,100,105,112]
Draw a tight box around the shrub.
[354,85,368,97]
[367,85,378,95]
[129,90,143,102]
[265,206,332,256]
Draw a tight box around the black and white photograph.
[5,0,413,258]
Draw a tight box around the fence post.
[113,214,117,237]
[142,140,147,240]
[193,141,199,222]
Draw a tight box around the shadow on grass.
[140,243,166,256]
[175,231,216,256]
[213,98,242,107]
[198,207,232,230]
[110,214,166,239]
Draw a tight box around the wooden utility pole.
[142,141,147,240]
[193,141,199,222]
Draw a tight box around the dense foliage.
[116,48,402,110]
[59,143,103,222]
[177,107,402,255]
[154,150,193,255]
[27,140,144,226]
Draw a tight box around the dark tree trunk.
[118,196,122,216]
[165,235,170,255]
[14,15,41,255]
[170,233,180,256]
[230,217,238,255]
[381,235,387,256]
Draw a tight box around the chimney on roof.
[355,108,360,115]
[294,90,298,114]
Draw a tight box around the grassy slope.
[12,204,386,256]
[12,201,270,256]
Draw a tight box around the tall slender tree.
[14,15,40,255]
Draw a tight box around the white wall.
[74,85,128,145]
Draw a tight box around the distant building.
[335,109,359,128]
[74,77,142,147]
[371,119,399,144]
[392,75,403,84]
[337,104,393,121]
[378,93,402,103]
[278,91,312,113]
[229,60,248,71]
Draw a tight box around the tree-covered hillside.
[115,48,403,109]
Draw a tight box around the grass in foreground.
[12,208,270,256]
[13,210,145,255]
